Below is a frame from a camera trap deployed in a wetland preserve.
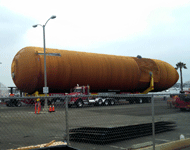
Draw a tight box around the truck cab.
[67,85,90,107]
[70,84,89,95]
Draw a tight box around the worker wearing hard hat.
[36,98,41,106]
[36,98,41,113]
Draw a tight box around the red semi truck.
[66,83,153,108]
[66,72,154,107]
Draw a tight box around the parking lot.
[1,97,190,150]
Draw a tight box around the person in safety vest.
[36,98,41,113]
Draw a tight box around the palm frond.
[175,62,187,70]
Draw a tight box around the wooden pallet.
[10,140,67,150]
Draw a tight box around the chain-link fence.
[0,93,190,150]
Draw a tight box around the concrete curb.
[137,138,190,150]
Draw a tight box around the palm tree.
[175,62,187,93]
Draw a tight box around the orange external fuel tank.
[11,47,179,94]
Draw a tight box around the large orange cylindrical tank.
[11,47,179,94]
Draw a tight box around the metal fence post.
[65,96,70,145]
[151,95,155,150]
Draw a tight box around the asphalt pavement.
[0,97,190,150]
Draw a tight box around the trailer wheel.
[98,99,103,106]
[109,99,115,105]
[104,100,109,106]
[139,98,143,104]
[76,99,83,108]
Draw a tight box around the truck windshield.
[73,89,82,93]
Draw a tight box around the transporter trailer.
[66,72,154,108]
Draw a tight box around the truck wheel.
[104,100,109,106]
[68,104,72,108]
[98,99,103,106]
[109,99,115,105]
[76,100,83,108]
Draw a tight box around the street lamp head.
[51,15,56,19]
[33,25,38,28]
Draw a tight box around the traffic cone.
[52,105,55,112]
[48,105,52,112]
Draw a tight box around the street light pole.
[33,15,56,111]
[43,24,48,111]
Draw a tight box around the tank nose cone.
[153,59,179,91]
[167,63,179,87]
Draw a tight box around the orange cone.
[52,105,55,112]
[48,105,52,112]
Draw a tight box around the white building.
[0,82,9,97]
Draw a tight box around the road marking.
[156,139,171,142]
[110,145,127,149]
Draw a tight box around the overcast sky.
[0,0,190,87]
